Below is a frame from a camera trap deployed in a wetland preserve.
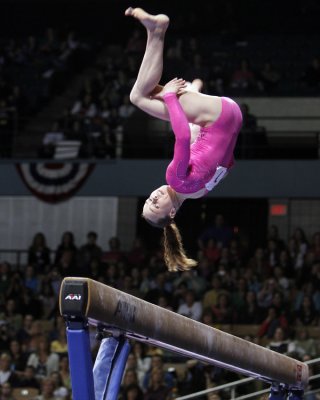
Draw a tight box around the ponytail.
[163,222,197,272]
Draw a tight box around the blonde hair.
[163,222,197,272]
[143,214,197,272]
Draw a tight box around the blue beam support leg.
[67,322,95,400]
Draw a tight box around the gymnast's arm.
[163,92,191,177]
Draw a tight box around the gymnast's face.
[143,185,177,223]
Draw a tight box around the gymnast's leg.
[125,7,171,121]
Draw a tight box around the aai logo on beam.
[65,294,82,301]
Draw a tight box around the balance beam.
[59,277,308,389]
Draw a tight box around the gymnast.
[125,7,243,272]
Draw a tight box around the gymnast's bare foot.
[125,7,169,32]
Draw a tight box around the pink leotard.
[163,93,243,194]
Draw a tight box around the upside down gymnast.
[125,7,243,272]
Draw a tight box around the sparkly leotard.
[163,93,243,194]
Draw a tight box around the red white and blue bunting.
[16,162,95,203]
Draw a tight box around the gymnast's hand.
[156,77,187,98]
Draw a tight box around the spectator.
[288,328,318,359]
[54,231,77,265]
[16,314,34,347]
[122,383,144,400]
[143,368,171,400]
[211,292,234,324]
[50,371,69,399]
[8,340,28,375]
[27,336,59,380]
[230,59,256,92]
[77,231,102,275]
[0,382,16,400]
[27,233,51,274]
[17,365,40,389]
[266,327,290,355]
[258,61,281,93]
[143,355,174,392]
[198,214,233,250]
[50,326,67,355]
[23,265,40,294]
[34,377,64,400]
[101,237,124,265]
[257,306,288,339]
[38,280,57,320]
[0,353,19,387]
[295,295,318,326]
[238,291,261,324]
[177,290,203,321]
[58,356,70,393]
[202,276,222,310]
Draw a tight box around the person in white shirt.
[177,290,203,321]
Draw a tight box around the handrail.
[176,358,320,400]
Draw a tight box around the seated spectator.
[266,327,290,355]
[231,277,248,318]
[16,314,34,348]
[54,231,77,266]
[127,237,148,269]
[27,233,51,274]
[179,359,208,398]
[17,365,40,389]
[0,298,23,334]
[132,342,151,386]
[120,366,142,399]
[258,61,281,93]
[0,382,16,400]
[198,214,233,250]
[142,355,174,392]
[310,232,320,261]
[257,278,279,310]
[55,250,77,278]
[50,326,67,355]
[20,288,42,320]
[172,271,207,297]
[201,308,215,328]
[0,262,12,304]
[8,340,28,375]
[237,104,267,159]
[144,273,172,306]
[50,371,69,399]
[257,306,288,339]
[77,231,102,275]
[177,290,203,321]
[38,279,57,320]
[201,238,221,265]
[230,59,256,92]
[0,353,19,387]
[34,377,63,400]
[27,336,59,381]
[288,328,318,359]
[237,291,261,324]
[23,265,40,294]
[58,356,71,393]
[143,368,171,400]
[122,383,144,400]
[295,295,318,326]
[101,236,124,265]
[202,276,222,310]
[211,292,234,324]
